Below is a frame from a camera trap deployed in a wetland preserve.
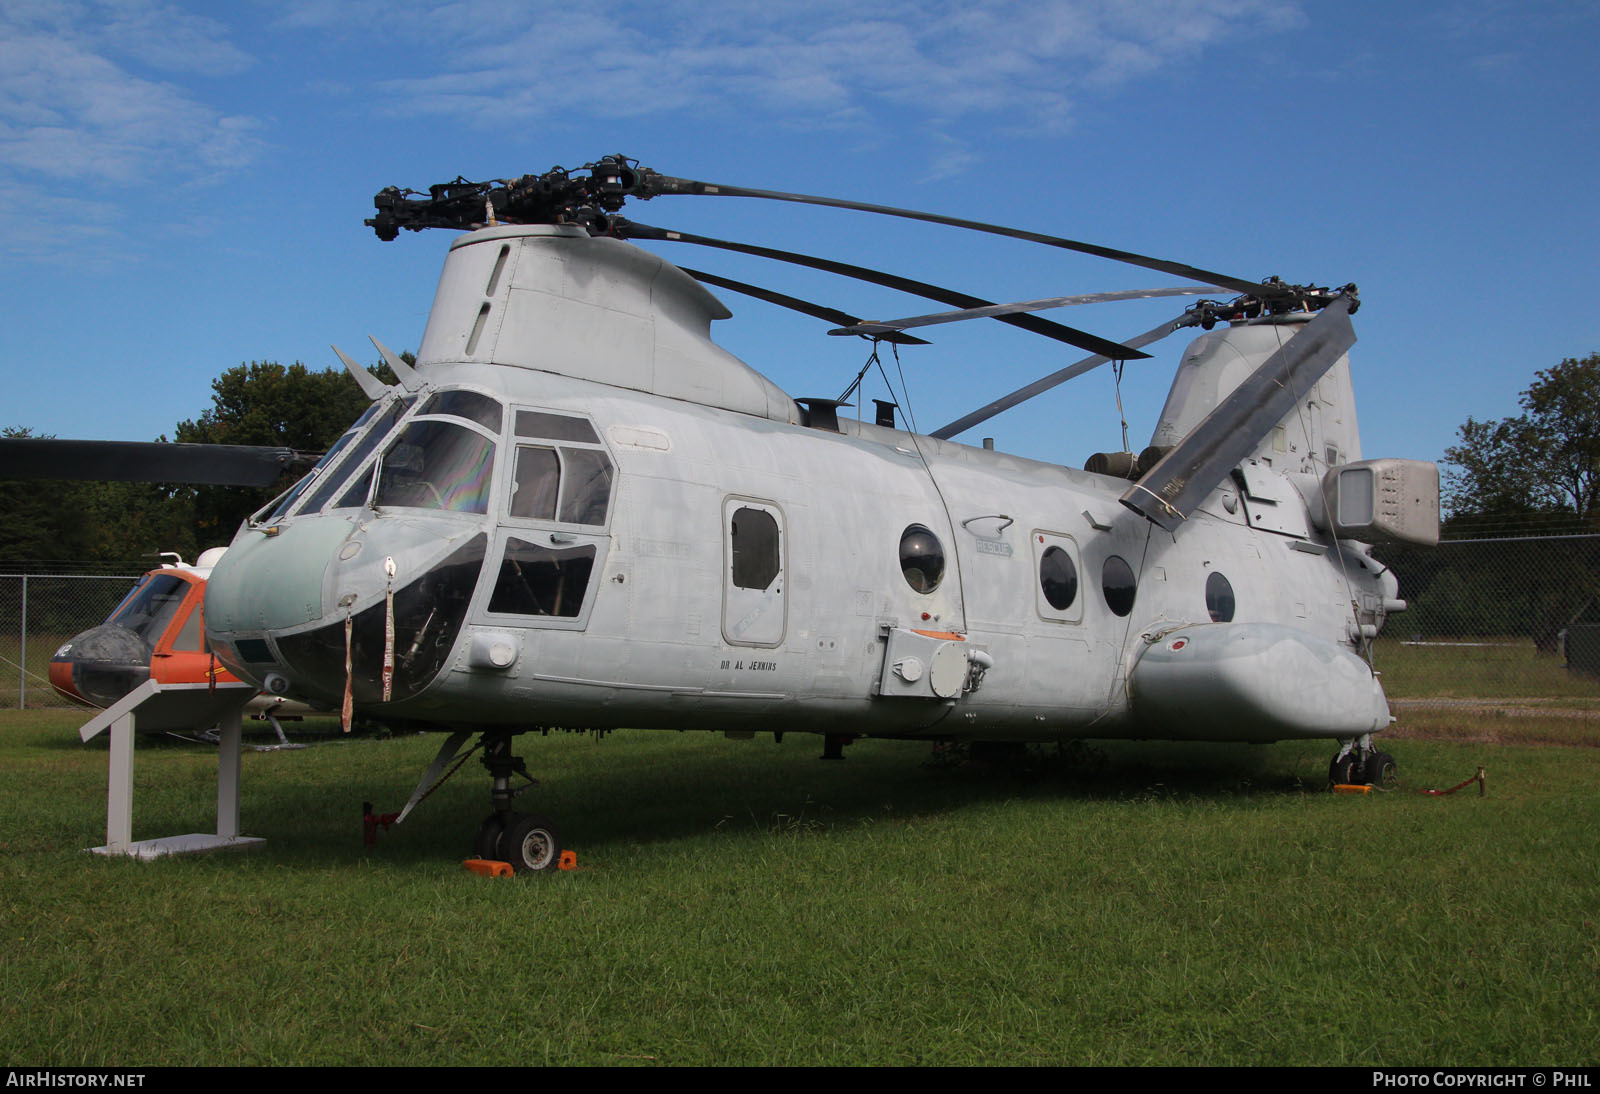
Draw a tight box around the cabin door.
[721,497,787,648]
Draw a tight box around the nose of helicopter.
[50,624,153,707]
[207,518,357,637]
[205,515,487,707]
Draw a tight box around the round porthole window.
[1101,555,1137,617]
[1040,545,1078,610]
[899,524,945,593]
[1205,571,1235,623]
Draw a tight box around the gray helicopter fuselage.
[204,224,1405,744]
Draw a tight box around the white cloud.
[0,37,255,181]
[0,0,262,258]
[0,0,1308,259]
[349,0,1306,183]
[292,0,1304,135]
[95,0,252,76]
[260,0,1306,183]
[0,175,126,268]
[921,134,981,183]
[0,6,261,180]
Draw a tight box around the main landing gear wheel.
[499,813,562,873]
[473,734,565,872]
[1329,753,1359,787]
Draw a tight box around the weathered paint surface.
[206,226,1410,744]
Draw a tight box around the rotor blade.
[615,219,1150,361]
[1121,295,1358,531]
[679,267,929,346]
[0,438,303,487]
[931,313,1196,440]
[832,286,1223,337]
[632,171,1277,299]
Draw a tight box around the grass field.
[1375,636,1600,703]
[1,710,1596,1066]
[1373,637,1600,747]
[0,632,81,711]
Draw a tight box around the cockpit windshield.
[108,574,189,645]
[420,390,503,433]
[256,401,386,523]
[258,434,352,524]
[373,420,495,514]
[253,388,508,520]
[299,396,413,514]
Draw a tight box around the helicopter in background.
[11,156,1438,872]
[50,548,235,711]
[48,548,308,742]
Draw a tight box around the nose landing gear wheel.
[1362,751,1398,788]
[1328,748,1398,789]
[474,814,508,860]
[499,813,562,873]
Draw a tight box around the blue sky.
[3,0,1595,471]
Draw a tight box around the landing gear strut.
[476,732,564,872]
[1330,735,1398,788]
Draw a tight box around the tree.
[2,356,400,566]
[173,360,385,542]
[1423,354,1600,649]
[0,427,202,568]
[0,427,93,563]
[1443,353,1600,530]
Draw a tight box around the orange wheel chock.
[463,858,515,878]
[1332,783,1373,795]
[558,850,578,871]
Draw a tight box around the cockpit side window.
[506,409,613,528]
[171,598,207,651]
[515,411,598,444]
[488,538,596,618]
[557,448,613,525]
[510,446,559,520]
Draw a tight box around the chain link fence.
[1373,534,1600,742]
[0,571,139,709]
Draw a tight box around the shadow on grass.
[32,714,376,753]
[8,710,1359,867]
[237,732,1333,866]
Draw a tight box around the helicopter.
[46,548,311,742]
[48,549,235,712]
[10,156,1438,872]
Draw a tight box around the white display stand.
[79,679,265,858]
